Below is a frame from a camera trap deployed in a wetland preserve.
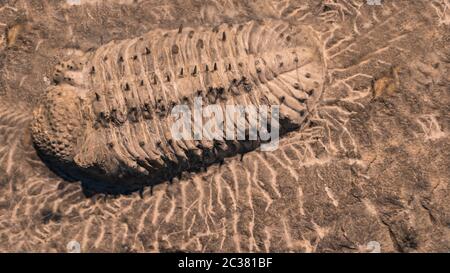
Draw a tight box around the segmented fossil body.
[31,20,325,190]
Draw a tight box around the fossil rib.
[31,20,325,191]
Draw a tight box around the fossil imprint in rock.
[31,20,325,191]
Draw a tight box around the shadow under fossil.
[34,121,303,196]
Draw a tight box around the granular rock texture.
[0,0,449,253]
[31,20,325,191]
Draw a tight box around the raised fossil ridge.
[31,20,325,191]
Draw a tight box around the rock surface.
[0,0,449,252]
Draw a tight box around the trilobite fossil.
[31,20,325,191]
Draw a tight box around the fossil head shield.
[31,20,326,192]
